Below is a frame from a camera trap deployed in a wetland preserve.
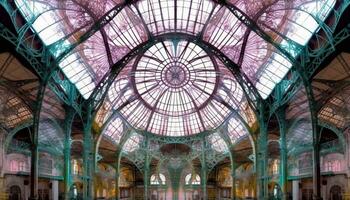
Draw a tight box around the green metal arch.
[285,118,347,156]
[4,120,33,153]
[319,121,346,153]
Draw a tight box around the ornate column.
[144,138,150,200]
[115,171,119,200]
[133,165,136,200]
[231,162,236,200]
[63,107,75,200]
[0,129,6,195]
[51,180,59,200]
[201,167,208,200]
[82,105,94,200]
[29,82,47,200]
[114,152,120,200]
[256,102,268,199]
[277,108,288,200]
[201,140,208,200]
[144,166,149,200]
[305,85,322,200]
[168,167,181,200]
[292,180,299,200]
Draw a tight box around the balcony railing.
[320,139,341,150]
[8,139,30,153]
[298,166,313,174]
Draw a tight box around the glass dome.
[105,39,246,136]
[130,40,218,136]
[13,0,338,138]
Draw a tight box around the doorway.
[9,185,21,200]
[329,185,342,200]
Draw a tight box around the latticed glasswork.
[185,174,200,185]
[13,0,337,140]
[14,0,336,99]
[318,87,350,129]
[122,133,142,152]
[150,173,166,185]
[227,117,249,144]
[207,132,228,153]
[129,40,218,136]
[103,117,125,144]
[101,40,249,136]
[0,86,32,128]
[287,121,313,151]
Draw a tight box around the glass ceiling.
[98,39,253,136]
[14,0,336,137]
[130,40,218,136]
[15,0,336,99]
[0,86,32,128]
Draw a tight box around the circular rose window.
[132,40,218,118]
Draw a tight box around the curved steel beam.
[89,32,261,123]
[4,120,33,153]
[319,121,346,153]
[48,1,131,62]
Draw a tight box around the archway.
[329,185,342,200]
[9,185,21,200]
[268,182,282,200]
[70,182,83,200]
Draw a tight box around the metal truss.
[1,1,350,199]
[0,22,81,111]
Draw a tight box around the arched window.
[185,174,201,185]
[207,133,228,153]
[9,160,26,172]
[273,184,282,199]
[72,160,80,175]
[10,160,18,172]
[272,159,280,175]
[123,133,141,153]
[72,184,78,198]
[330,185,343,200]
[18,161,26,171]
[150,173,166,185]
[324,160,341,172]
[9,185,21,200]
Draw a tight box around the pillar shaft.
[144,166,149,200]
[144,138,150,200]
[257,102,268,199]
[133,165,136,200]
[230,152,236,200]
[201,167,207,200]
[52,180,59,200]
[30,83,46,200]
[292,180,299,200]
[312,141,321,200]
[278,109,288,200]
[231,169,236,200]
[30,145,39,200]
[83,106,94,200]
[305,85,322,200]
[83,129,93,199]
[115,172,119,200]
[64,138,72,200]
[200,140,207,200]
[64,108,75,200]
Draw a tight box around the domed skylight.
[14,0,337,138]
